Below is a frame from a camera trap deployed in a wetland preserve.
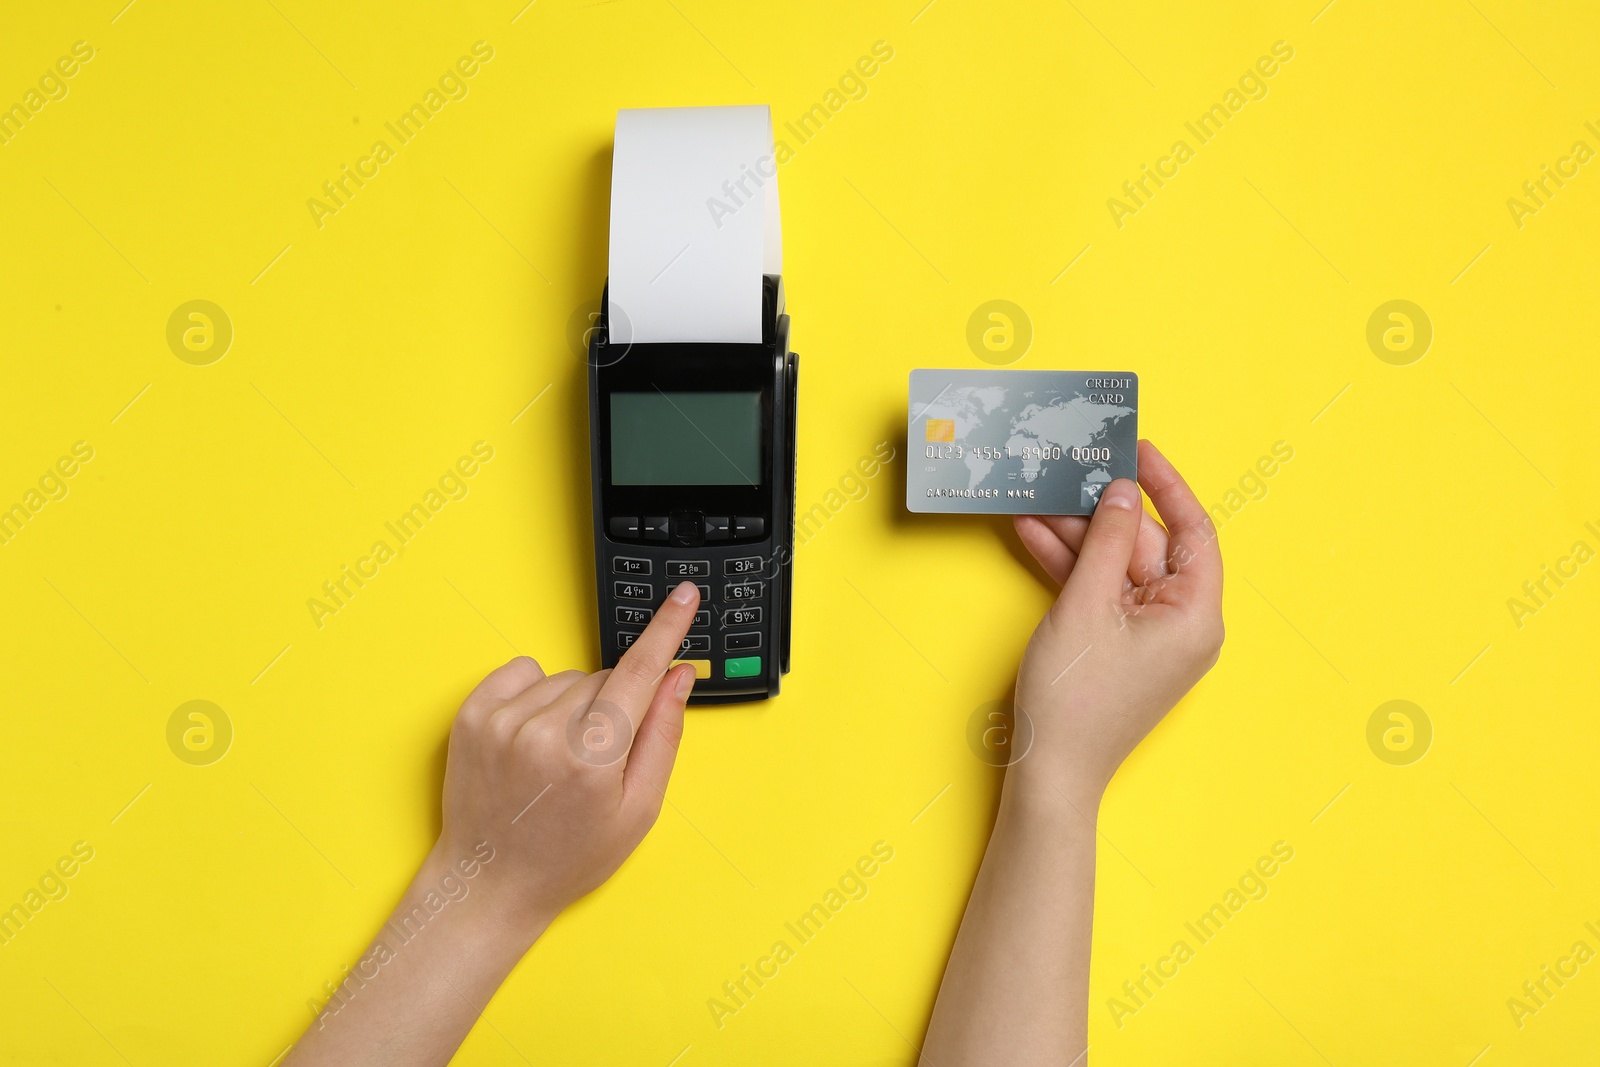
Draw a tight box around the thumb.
[1060,479,1143,609]
[622,662,694,811]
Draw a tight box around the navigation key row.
[608,515,765,542]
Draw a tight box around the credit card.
[907,369,1138,515]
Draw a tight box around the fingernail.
[1100,479,1138,510]
[670,581,698,605]
[674,666,695,700]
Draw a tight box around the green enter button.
[724,655,762,679]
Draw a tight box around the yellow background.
[2,0,1598,1063]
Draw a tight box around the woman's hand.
[1010,439,1225,804]
[435,580,703,934]
[922,439,1225,1067]
[285,581,702,1067]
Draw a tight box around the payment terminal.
[587,106,797,704]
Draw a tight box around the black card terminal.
[587,275,797,704]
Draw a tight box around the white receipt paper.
[608,105,782,344]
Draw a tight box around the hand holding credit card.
[907,369,1138,515]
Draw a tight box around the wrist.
[414,842,555,960]
[1002,763,1105,825]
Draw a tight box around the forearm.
[921,770,1101,1067]
[285,843,551,1067]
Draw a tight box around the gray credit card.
[907,369,1138,515]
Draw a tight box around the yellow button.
[671,658,711,679]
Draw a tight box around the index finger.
[595,580,701,723]
[1136,439,1223,599]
